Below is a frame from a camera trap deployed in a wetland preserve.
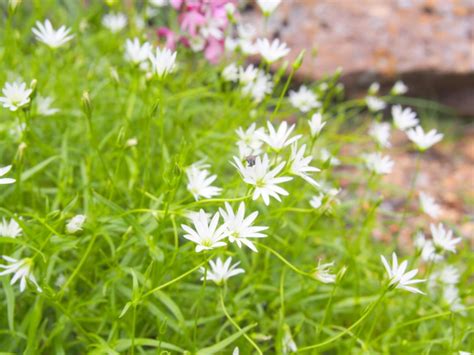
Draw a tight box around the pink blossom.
[157,27,177,50]
[205,37,224,63]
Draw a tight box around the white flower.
[239,38,258,55]
[289,86,320,113]
[319,148,340,166]
[289,144,320,187]
[313,260,336,283]
[256,0,282,15]
[366,96,386,112]
[0,81,32,111]
[369,122,391,148]
[181,210,228,252]
[200,257,244,284]
[282,324,298,354]
[0,165,16,185]
[224,37,239,52]
[149,0,168,6]
[406,126,443,151]
[32,19,74,49]
[219,202,267,252]
[232,154,292,206]
[308,112,326,137]
[0,256,42,292]
[222,63,239,82]
[256,38,290,63]
[368,82,380,95]
[259,121,301,152]
[380,252,425,294]
[242,71,274,103]
[420,240,443,263]
[0,218,22,238]
[309,194,323,209]
[102,13,127,33]
[419,192,441,219]
[148,47,177,78]
[238,65,259,85]
[443,285,465,314]
[392,105,418,131]
[124,38,152,65]
[236,123,264,158]
[391,80,408,95]
[37,95,59,116]
[429,265,461,288]
[364,152,394,175]
[430,223,461,253]
[66,214,86,234]
[186,163,222,200]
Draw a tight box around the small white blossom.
[222,63,239,82]
[364,152,394,175]
[391,80,408,95]
[32,19,74,48]
[313,260,336,284]
[443,285,465,314]
[419,192,441,219]
[381,252,425,294]
[37,95,60,116]
[0,81,32,111]
[238,65,259,85]
[256,0,282,15]
[309,194,323,209]
[0,218,22,238]
[282,324,298,354]
[124,38,152,65]
[368,82,380,95]
[236,123,265,158]
[102,13,127,33]
[219,202,268,252]
[431,223,461,253]
[66,215,86,234]
[148,47,177,78]
[429,265,461,288]
[289,86,320,113]
[232,154,292,206]
[319,148,340,166]
[289,144,320,187]
[181,210,228,252]
[308,112,326,137]
[186,163,222,200]
[366,96,386,112]
[149,0,168,6]
[0,256,42,292]
[200,257,244,285]
[242,71,274,103]
[256,38,290,63]
[0,165,16,185]
[259,121,301,152]
[369,122,391,148]
[406,126,443,151]
[392,105,418,131]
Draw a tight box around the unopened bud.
[292,49,305,70]
[81,91,92,118]
[8,0,22,15]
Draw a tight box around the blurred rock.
[244,0,474,115]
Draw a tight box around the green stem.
[220,289,263,355]
[298,289,387,352]
[257,243,314,279]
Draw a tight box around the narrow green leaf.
[196,324,256,355]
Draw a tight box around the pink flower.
[179,10,206,36]
[157,27,177,50]
[204,37,224,63]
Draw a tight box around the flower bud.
[81,91,92,118]
[66,214,87,234]
[292,49,305,70]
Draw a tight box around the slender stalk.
[257,243,314,279]
[298,289,387,352]
[220,289,263,355]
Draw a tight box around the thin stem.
[220,289,263,355]
[257,243,314,279]
[142,259,209,299]
[298,289,387,352]
[270,67,295,120]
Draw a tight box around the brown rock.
[244,0,474,115]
